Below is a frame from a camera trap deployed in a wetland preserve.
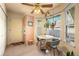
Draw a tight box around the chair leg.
[51,48,60,56]
[53,49,56,56]
[36,41,40,46]
[36,41,38,46]
[51,48,55,56]
[56,48,60,56]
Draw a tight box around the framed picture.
[28,21,33,26]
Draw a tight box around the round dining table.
[37,35,61,55]
[37,35,60,42]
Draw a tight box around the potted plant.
[71,51,74,56]
[66,51,75,56]
[44,22,49,30]
[66,51,71,56]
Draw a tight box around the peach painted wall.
[24,15,34,44]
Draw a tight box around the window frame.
[64,4,75,47]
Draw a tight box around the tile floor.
[4,44,64,56]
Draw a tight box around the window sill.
[62,40,75,48]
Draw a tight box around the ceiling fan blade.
[21,3,33,6]
[41,4,53,8]
[31,9,34,14]
[40,9,44,14]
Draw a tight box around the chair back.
[51,39,60,48]
[40,39,46,49]
[37,37,39,41]
[54,30,60,38]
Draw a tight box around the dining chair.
[50,29,60,56]
[36,37,40,46]
[39,39,46,49]
[39,39,47,54]
[50,39,60,56]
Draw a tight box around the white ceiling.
[5,3,60,18]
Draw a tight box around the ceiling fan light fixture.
[34,6,41,14]
[22,3,53,14]
[34,9,40,14]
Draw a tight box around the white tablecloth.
[37,35,60,42]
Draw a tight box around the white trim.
[64,4,75,47]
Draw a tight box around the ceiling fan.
[21,3,53,14]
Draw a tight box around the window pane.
[47,15,61,25]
